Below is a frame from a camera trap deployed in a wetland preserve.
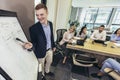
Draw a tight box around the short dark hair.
[100,25,105,28]
[35,3,48,11]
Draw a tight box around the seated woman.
[111,28,120,43]
[76,26,87,39]
[97,58,120,76]
[59,25,76,64]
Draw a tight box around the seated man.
[97,58,120,76]
[90,25,107,67]
[90,25,106,41]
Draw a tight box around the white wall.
[55,0,72,30]
[72,0,120,7]
[46,0,72,40]
[47,0,72,31]
[47,0,58,33]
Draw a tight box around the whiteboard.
[0,74,6,80]
[0,17,38,80]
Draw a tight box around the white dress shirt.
[90,30,106,41]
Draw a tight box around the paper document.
[114,43,120,47]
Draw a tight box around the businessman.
[24,3,56,80]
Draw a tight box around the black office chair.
[55,29,67,55]
[52,29,67,66]
[56,29,67,43]
[106,36,111,41]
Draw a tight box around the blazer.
[29,21,55,58]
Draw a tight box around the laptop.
[76,36,87,46]
[94,40,105,44]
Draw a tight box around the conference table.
[67,39,120,58]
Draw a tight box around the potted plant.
[68,20,80,27]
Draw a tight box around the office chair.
[52,29,67,66]
[55,29,67,56]
[106,36,110,41]
[72,53,98,77]
[56,29,67,43]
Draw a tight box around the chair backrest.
[56,29,67,43]
[106,35,110,41]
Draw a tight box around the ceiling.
[72,0,120,8]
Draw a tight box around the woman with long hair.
[111,28,120,43]
[77,26,87,39]
[59,25,76,64]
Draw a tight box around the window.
[84,8,98,23]
[111,8,120,32]
[95,8,112,24]
[72,7,120,35]
[80,8,113,30]
[112,9,120,24]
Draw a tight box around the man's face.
[36,8,48,24]
[99,27,104,32]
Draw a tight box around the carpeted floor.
[39,51,114,80]
[45,59,113,80]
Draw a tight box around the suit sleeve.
[29,27,37,50]
[50,22,56,48]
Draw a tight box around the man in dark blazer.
[24,3,56,80]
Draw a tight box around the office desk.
[67,39,120,58]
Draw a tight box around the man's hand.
[23,42,33,49]
[68,39,73,43]
[53,47,56,52]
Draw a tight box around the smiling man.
[90,25,106,41]
[29,3,56,80]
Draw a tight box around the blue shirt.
[111,34,120,43]
[42,22,51,50]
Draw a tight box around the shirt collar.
[42,21,49,27]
